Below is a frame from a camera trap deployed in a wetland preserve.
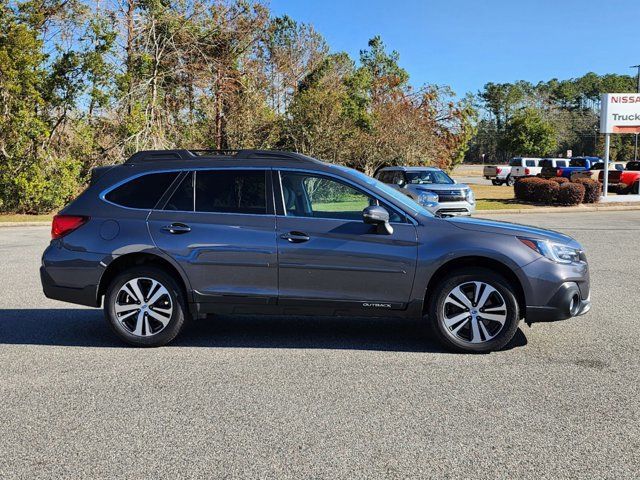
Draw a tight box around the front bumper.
[525,281,591,323]
[425,200,476,217]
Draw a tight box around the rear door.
[275,170,418,312]
[147,169,278,307]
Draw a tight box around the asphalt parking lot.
[1,211,639,479]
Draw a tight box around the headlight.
[418,191,439,205]
[518,237,581,264]
[466,189,475,203]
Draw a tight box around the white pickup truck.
[484,157,544,185]
[483,164,513,186]
[511,158,573,179]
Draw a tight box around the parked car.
[41,149,591,353]
[374,166,475,217]
[569,161,626,182]
[483,164,512,186]
[483,164,513,186]
[509,157,544,179]
[550,156,603,179]
[597,161,640,194]
[519,158,569,179]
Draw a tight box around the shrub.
[556,183,585,206]
[572,178,601,203]
[549,177,569,185]
[513,177,559,203]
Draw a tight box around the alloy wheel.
[441,281,508,345]
[114,277,173,337]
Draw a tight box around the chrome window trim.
[99,167,272,214]
[276,168,416,225]
[99,169,182,211]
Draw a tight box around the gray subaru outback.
[40,150,591,353]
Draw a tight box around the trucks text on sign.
[600,94,640,134]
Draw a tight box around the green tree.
[501,107,557,157]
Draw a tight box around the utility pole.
[631,65,640,160]
[629,65,640,161]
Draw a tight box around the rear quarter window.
[104,172,178,209]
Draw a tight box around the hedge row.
[513,177,601,205]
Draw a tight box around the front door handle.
[280,231,310,243]
[161,223,191,234]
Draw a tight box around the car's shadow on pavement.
[0,308,528,353]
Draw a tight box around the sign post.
[600,93,640,197]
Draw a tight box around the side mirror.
[362,205,393,235]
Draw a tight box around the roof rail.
[124,149,320,164]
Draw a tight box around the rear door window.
[195,170,267,214]
[163,172,194,211]
[105,172,179,209]
[525,160,536,167]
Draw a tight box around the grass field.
[471,184,532,211]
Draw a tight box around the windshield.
[405,170,454,185]
[332,165,433,217]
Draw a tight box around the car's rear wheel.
[104,266,187,347]
[491,179,501,186]
[505,175,514,186]
[428,268,520,353]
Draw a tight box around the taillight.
[524,168,530,175]
[496,167,502,174]
[556,169,562,176]
[51,215,89,239]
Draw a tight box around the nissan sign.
[600,93,640,133]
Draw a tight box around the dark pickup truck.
[541,157,603,179]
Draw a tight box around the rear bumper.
[40,242,103,307]
[525,281,591,323]
[41,266,100,307]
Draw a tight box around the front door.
[275,171,418,312]
[147,169,278,306]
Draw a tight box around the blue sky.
[269,0,640,97]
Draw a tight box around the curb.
[477,205,640,215]
[0,221,51,227]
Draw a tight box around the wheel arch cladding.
[424,256,526,317]
[98,252,191,305]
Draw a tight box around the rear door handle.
[280,231,310,243]
[161,223,191,234]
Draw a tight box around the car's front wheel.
[428,268,520,353]
[104,266,187,347]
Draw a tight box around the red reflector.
[524,168,530,175]
[496,167,502,174]
[518,237,539,253]
[556,169,562,176]
[51,215,89,239]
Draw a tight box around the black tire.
[104,266,187,347]
[491,179,501,186]
[427,268,520,353]
[505,175,514,187]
